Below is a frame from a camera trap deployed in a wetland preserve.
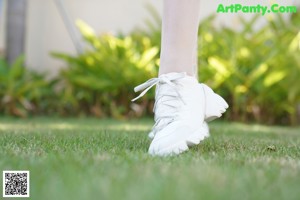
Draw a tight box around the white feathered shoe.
[147,82,229,139]
[132,72,228,156]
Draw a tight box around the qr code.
[3,171,30,197]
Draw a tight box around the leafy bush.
[0,56,55,117]
[197,13,300,124]
[52,20,159,118]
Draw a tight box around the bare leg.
[159,0,201,77]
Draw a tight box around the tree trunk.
[6,0,27,65]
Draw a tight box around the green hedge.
[0,56,57,117]
[52,20,159,118]
[0,11,299,125]
[197,13,300,124]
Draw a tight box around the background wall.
[0,0,298,75]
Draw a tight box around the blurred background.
[0,0,299,125]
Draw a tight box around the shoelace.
[132,72,187,135]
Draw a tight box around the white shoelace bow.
[132,72,187,135]
[131,72,186,102]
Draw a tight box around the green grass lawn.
[0,117,299,200]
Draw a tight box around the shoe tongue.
[158,72,198,84]
[178,75,198,85]
[159,72,186,78]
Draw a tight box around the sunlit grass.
[0,117,299,200]
[0,117,151,132]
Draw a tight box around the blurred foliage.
[0,56,56,117]
[197,13,300,124]
[0,8,299,125]
[52,20,159,118]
